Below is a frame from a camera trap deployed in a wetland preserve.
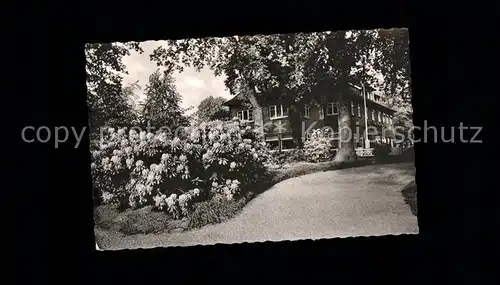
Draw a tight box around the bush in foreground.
[91,119,272,218]
[188,196,250,229]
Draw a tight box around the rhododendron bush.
[303,129,335,163]
[91,119,272,218]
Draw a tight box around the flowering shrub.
[303,129,334,163]
[91,119,272,219]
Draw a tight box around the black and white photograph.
[87,28,416,250]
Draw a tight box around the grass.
[94,205,189,235]
[401,180,417,216]
[94,157,376,239]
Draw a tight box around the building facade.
[223,83,398,151]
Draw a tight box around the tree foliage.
[140,69,189,130]
[149,29,411,160]
[85,42,143,130]
[195,95,232,123]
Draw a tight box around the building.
[223,82,398,151]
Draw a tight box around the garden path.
[99,162,418,249]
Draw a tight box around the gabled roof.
[222,93,247,107]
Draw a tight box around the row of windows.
[237,103,393,124]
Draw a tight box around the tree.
[85,42,143,131]
[372,28,411,106]
[140,69,189,131]
[149,32,383,162]
[195,95,232,122]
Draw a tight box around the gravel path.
[97,162,418,250]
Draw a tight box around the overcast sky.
[121,40,232,113]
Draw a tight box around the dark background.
[12,1,492,283]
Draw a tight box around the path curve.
[100,162,418,250]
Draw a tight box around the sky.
[121,40,232,114]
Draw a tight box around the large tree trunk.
[245,86,264,136]
[333,92,357,163]
[288,105,303,148]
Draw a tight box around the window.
[357,103,361,117]
[371,109,375,120]
[327,102,338,115]
[377,111,381,122]
[304,104,310,118]
[318,107,324,119]
[350,101,355,116]
[269,104,288,119]
[236,109,253,121]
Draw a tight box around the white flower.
[190,130,200,141]
[124,146,133,154]
[117,128,126,135]
[161,153,170,160]
[111,155,120,164]
[139,131,147,141]
[229,162,236,169]
[179,155,187,162]
[172,137,181,146]
[229,183,239,191]
[108,128,115,134]
[146,132,154,140]
[126,158,134,168]
[193,188,200,195]
[212,181,218,187]
[135,160,144,167]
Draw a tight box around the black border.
[13,1,489,282]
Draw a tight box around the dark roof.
[222,93,247,107]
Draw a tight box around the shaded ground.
[401,180,417,216]
[96,162,417,250]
